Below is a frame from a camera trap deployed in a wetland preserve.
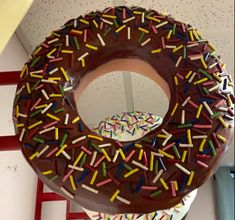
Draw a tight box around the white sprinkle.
[189,54,203,60]
[141,12,145,23]
[19,128,26,142]
[60,187,74,199]
[63,86,73,92]
[16,85,25,95]
[78,52,89,61]
[192,135,208,139]
[175,56,182,67]
[132,160,148,171]
[182,96,191,107]
[175,163,191,175]
[141,38,151,47]
[41,89,49,100]
[127,27,131,40]
[62,150,71,160]
[218,107,228,112]
[161,129,171,136]
[65,35,69,47]
[123,16,135,23]
[68,164,84,171]
[18,113,27,118]
[151,152,164,157]
[179,143,193,148]
[41,103,53,114]
[112,150,119,163]
[188,72,197,83]
[208,62,217,69]
[162,134,172,146]
[30,70,43,74]
[152,169,164,184]
[98,143,111,148]
[64,114,69,125]
[203,101,214,115]
[49,67,59,75]
[165,45,176,49]
[116,195,130,205]
[97,33,105,46]
[187,43,199,48]
[72,136,86,144]
[101,18,113,25]
[48,38,59,44]
[74,19,77,27]
[208,83,221,92]
[181,110,185,124]
[39,126,55,134]
[90,151,97,166]
[155,21,168,29]
[82,184,98,194]
[41,79,57,84]
[37,145,50,157]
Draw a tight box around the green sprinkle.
[172,24,176,35]
[50,175,59,181]
[198,68,212,80]
[150,189,162,198]
[177,123,193,128]
[59,85,64,97]
[60,133,68,147]
[33,137,45,144]
[103,27,112,37]
[54,107,65,114]
[113,19,119,28]
[102,162,107,177]
[154,160,159,175]
[124,163,133,171]
[30,56,41,67]
[173,145,181,159]
[138,32,145,43]
[51,32,61,37]
[31,80,41,91]
[210,111,222,119]
[146,11,155,17]
[73,37,80,50]
[30,109,42,117]
[183,46,187,59]
[80,153,87,167]
[202,87,209,94]
[91,144,102,153]
[208,140,216,156]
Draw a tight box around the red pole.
[0,71,20,85]
[34,179,44,220]
[0,135,20,151]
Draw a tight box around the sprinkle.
[90,170,98,185]
[138,27,149,33]
[78,52,89,61]
[123,16,135,23]
[68,165,84,171]
[90,151,97,166]
[60,187,74,199]
[37,145,50,157]
[192,135,208,139]
[196,104,203,118]
[179,143,193,148]
[132,160,148,171]
[203,101,213,115]
[170,103,179,116]
[141,38,151,47]
[29,152,39,160]
[64,114,69,125]
[175,163,191,175]
[187,171,195,186]
[28,120,43,130]
[218,117,229,128]
[55,144,67,157]
[151,49,162,54]
[173,145,181,159]
[127,27,131,40]
[159,177,169,190]
[175,56,182,67]
[20,65,27,78]
[112,150,119,163]
[152,169,164,184]
[119,148,126,160]
[72,116,80,124]
[155,21,168,29]
[181,150,187,163]
[188,72,197,83]
[110,189,120,202]
[97,33,105,46]
[88,135,103,141]
[150,189,162,198]
[216,134,227,143]
[115,24,126,33]
[174,76,179,86]
[194,78,208,85]
[182,96,191,106]
[124,168,139,178]
[41,103,53,114]
[181,110,185,124]
[19,128,26,142]
[101,148,111,162]
[158,149,174,159]
[208,140,216,156]
[69,175,77,190]
[46,113,60,121]
[42,170,53,175]
[101,18,113,25]
[81,184,98,194]
[150,153,154,171]
[116,195,131,205]
[86,43,98,50]
[173,45,183,53]
[98,143,112,148]
[80,19,89,24]
[73,151,84,166]
[41,89,49,100]
[96,178,112,187]
[72,136,86,144]
[196,160,208,168]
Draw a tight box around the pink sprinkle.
[202,81,215,86]
[197,160,208,168]
[162,142,175,151]
[81,146,92,155]
[42,43,49,48]
[94,155,105,168]
[143,151,148,166]
[214,99,225,108]
[141,186,158,190]
[43,121,58,129]
[30,98,42,111]
[49,57,63,63]
[125,150,136,162]
[35,84,44,91]
[189,100,199,108]
[161,36,165,49]
[148,20,152,30]
[193,124,212,129]
[103,7,112,13]
[96,178,112,187]
[115,140,122,147]
[122,8,126,19]
[176,73,184,80]
[46,147,58,158]
[170,181,176,197]
[99,21,104,30]
[62,169,74,182]
[83,29,87,42]
[196,154,211,159]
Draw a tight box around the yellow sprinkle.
[28,120,43,130]
[48,77,61,81]
[216,134,227,143]
[102,14,116,19]
[87,135,103,141]
[79,19,89,24]
[55,144,67,157]
[49,94,62,98]
[73,151,84,166]
[173,45,184,53]
[221,63,226,69]
[218,117,229,128]
[200,58,208,69]
[158,149,174,159]
[30,73,43,79]
[135,144,142,148]
[119,148,126,160]
[29,152,39,160]
[171,103,179,116]
[61,50,73,54]
[187,171,194,186]
[138,27,149,33]
[196,104,203,118]
[81,58,85,67]
[146,16,161,23]
[133,11,142,15]
[69,175,77,190]
[110,189,120,202]
[93,19,98,28]
[174,76,179,86]
[194,78,208,85]
[124,168,139,178]
[33,47,42,55]
[115,24,126,33]
[187,129,192,144]
[212,73,222,83]
[227,94,232,107]
[167,30,173,39]
[151,49,162,54]
[35,104,48,109]
[189,30,194,41]
[90,170,98,185]
[16,123,24,128]
[20,65,27,78]
[70,29,83,35]
[47,48,57,57]
[157,134,168,139]
[185,70,193,79]
[159,177,169,190]
[208,43,216,51]
[150,153,154,171]
[46,113,60,121]
[101,148,111,162]
[60,67,69,82]
[138,149,144,160]
[42,170,53,175]
[85,44,98,51]
[72,116,80,124]
[174,181,179,191]
[199,138,207,152]
[16,105,19,117]
[181,150,187,162]
[55,128,59,140]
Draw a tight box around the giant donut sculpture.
[13,6,234,214]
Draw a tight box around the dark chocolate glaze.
[13,6,234,214]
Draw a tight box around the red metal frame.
[0,71,89,220]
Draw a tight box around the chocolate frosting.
[13,6,234,214]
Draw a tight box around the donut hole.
[74,59,170,141]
